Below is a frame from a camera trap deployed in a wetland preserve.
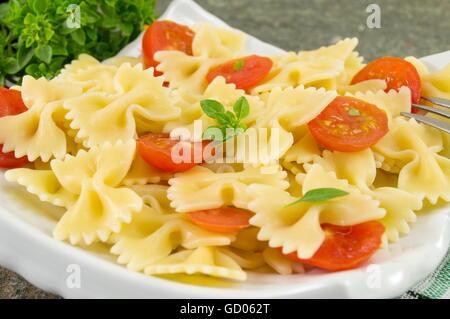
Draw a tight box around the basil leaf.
[4,57,20,74]
[32,0,48,13]
[71,28,86,45]
[0,73,5,87]
[0,3,10,21]
[236,122,247,131]
[17,44,34,69]
[25,63,40,77]
[348,108,361,116]
[225,110,237,123]
[203,126,224,141]
[233,96,250,120]
[200,99,225,119]
[233,60,245,71]
[215,112,233,126]
[35,45,52,64]
[286,188,349,207]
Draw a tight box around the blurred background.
[156,0,450,61]
[0,0,449,298]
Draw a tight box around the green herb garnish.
[233,60,244,71]
[201,96,249,142]
[348,108,361,116]
[0,0,157,86]
[285,188,349,207]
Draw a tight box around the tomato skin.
[187,207,254,233]
[351,56,422,106]
[137,133,211,173]
[0,87,27,117]
[308,96,389,152]
[0,88,29,169]
[282,221,385,271]
[142,20,195,76]
[206,55,273,91]
[0,151,30,169]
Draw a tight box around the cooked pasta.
[2,21,449,282]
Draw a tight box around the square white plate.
[0,0,449,299]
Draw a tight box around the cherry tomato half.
[308,96,389,152]
[282,221,385,271]
[351,56,422,112]
[187,207,254,233]
[0,87,29,169]
[137,133,212,173]
[206,55,273,91]
[142,20,195,76]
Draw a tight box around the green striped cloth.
[399,250,449,299]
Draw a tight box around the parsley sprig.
[0,0,157,86]
[201,96,250,142]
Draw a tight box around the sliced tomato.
[351,56,422,112]
[282,221,385,271]
[137,133,212,173]
[187,207,254,233]
[0,87,27,117]
[0,87,29,169]
[308,96,388,152]
[142,20,195,76]
[206,55,273,91]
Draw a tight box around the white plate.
[0,0,449,299]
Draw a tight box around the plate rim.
[0,0,449,299]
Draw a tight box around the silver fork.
[401,96,450,134]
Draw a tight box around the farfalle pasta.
[2,20,449,283]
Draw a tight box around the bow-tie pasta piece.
[111,206,234,272]
[110,184,234,271]
[155,23,245,95]
[312,149,377,189]
[338,79,387,96]
[230,227,267,252]
[122,153,173,186]
[144,246,247,281]
[255,86,337,131]
[0,77,83,162]
[297,38,363,85]
[191,23,245,59]
[406,57,450,157]
[373,117,450,204]
[252,38,361,93]
[168,165,289,213]
[406,57,450,100]
[164,77,265,141]
[374,187,422,245]
[347,87,412,124]
[233,125,294,166]
[311,149,422,244]
[253,58,343,93]
[56,54,119,94]
[155,51,227,95]
[50,140,143,244]
[65,63,180,148]
[282,128,321,167]
[247,164,385,259]
[262,247,305,275]
[218,247,266,270]
[5,169,77,208]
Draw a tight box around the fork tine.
[422,96,450,109]
[412,104,450,119]
[401,112,450,134]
